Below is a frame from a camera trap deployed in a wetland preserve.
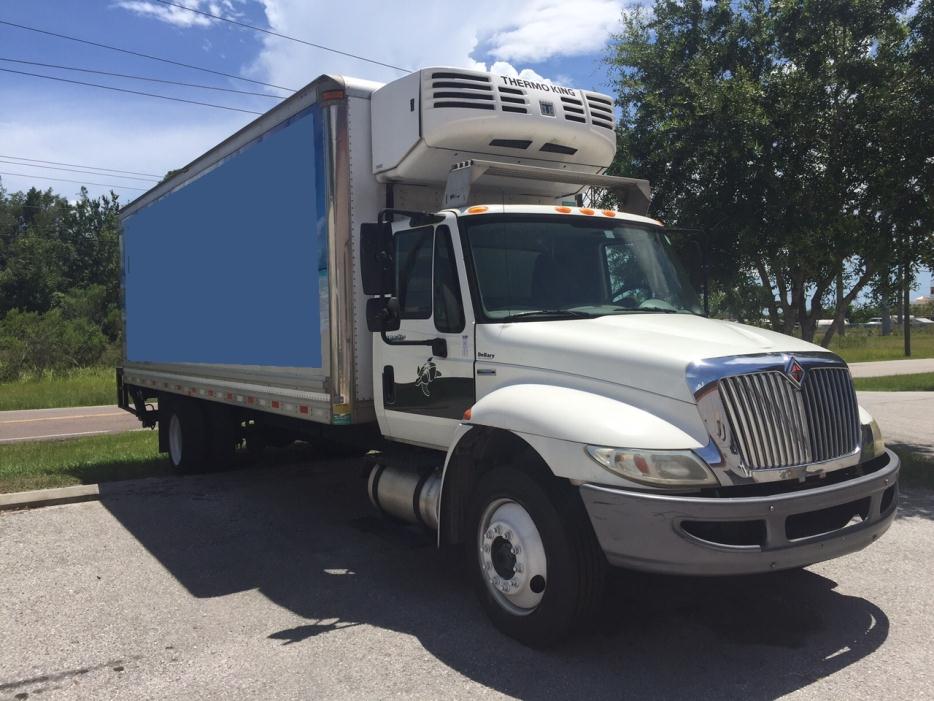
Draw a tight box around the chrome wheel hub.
[478,499,547,614]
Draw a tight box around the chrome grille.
[718,367,859,469]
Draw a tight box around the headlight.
[585,446,717,487]
[860,418,885,462]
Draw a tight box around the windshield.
[461,214,703,322]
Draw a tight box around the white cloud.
[485,0,626,63]
[112,0,630,89]
[247,0,501,88]
[486,62,552,85]
[114,1,213,27]
[113,0,245,29]
[246,0,627,90]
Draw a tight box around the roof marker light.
[555,206,572,213]
[580,208,595,215]
[466,205,488,214]
[602,210,616,217]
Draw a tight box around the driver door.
[374,218,475,449]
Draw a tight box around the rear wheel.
[162,399,209,474]
[467,466,606,647]
[204,403,237,470]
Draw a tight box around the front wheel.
[467,467,606,647]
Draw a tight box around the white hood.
[476,314,831,403]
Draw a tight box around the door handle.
[382,365,395,404]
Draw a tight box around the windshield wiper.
[612,307,681,314]
[504,309,595,321]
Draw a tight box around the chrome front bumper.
[580,450,899,576]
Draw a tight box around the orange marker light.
[466,205,489,214]
[580,208,595,215]
[320,89,345,101]
[463,408,472,421]
[602,210,617,217]
[555,206,572,213]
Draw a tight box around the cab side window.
[395,226,433,319]
[433,226,465,333]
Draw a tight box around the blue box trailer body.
[119,75,382,426]
[123,105,327,369]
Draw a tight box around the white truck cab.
[118,67,899,646]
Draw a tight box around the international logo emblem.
[786,356,805,388]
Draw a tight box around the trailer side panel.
[123,105,327,369]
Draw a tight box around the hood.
[476,314,832,403]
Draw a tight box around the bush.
[0,308,112,381]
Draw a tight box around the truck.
[118,66,899,646]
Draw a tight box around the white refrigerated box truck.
[118,67,899,645]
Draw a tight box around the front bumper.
[580,449,899,576]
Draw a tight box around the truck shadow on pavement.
[99,458,890,700]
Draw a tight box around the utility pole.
[903,257,911,357]
[836,269,845,337]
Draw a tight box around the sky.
[0,0,929,299]
[0,0,626,201]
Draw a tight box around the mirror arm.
[380,331,448,359]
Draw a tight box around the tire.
[466,466,606,647]
[244,429,267,460]
[204,403,237,470]
[162,398,209,474]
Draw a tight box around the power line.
[0,155,160,178]
[0,19,295,93]
[0,159,161,183]
[0,67,265,115]
[0,57,284,99]
[152,0,410,73]
[0,171,147,191]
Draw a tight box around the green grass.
[828,329,934,363]
[0,366,116,411]
[852,372,934,392]
[0,430,170,493]
[892,445,934,491]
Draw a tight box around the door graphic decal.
[387,354,474,419]
[415,358,442,397]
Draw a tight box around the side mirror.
[360,222,396,296]
[366,297,401,333]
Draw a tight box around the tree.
[0,184,122,317]
[608,0,933,345]
[0,182,123,379]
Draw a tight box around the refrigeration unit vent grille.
[583,92,615,130]
[432,72,494,110]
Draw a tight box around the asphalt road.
[848,358,934,378]
[0,406,142,444]
[2,455,933,700]
[857,392,934,456]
